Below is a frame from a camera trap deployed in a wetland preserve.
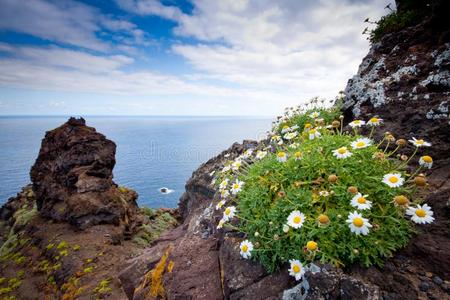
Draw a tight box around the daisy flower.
[306,241,318,252]
[217,218,225,229]
[276,151,288,163]
[284,132,298,140]
[349,120,366,128]
[291,125,299,131]
[294,151,303,160]
[382,173,404,188]
[406,204,435,224]
[281,125,291,133]
[332,147,352,159]
[408,137,431,147]
[242,149,254,159]
[288,260,305,281]
[220,189,230,198]
[223,206,236,221]
[308,129,321,140]
[346,211,372,235]
[232,160,242,171]
[215,200,226,210]
[219,179,229,190]
[239,240,254,259]
[287,210,305,229]
[289,142,300,149]
[255,150,268,160]
[310,111,320,118]
[351,138,372,149]
[419,155,433,169]
[221,165,231,173]
[351,193,372,210]
[230,180,244,195]
[367,117,383,126]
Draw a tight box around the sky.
[0,0,387,116]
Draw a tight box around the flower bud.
[254,232,260,237]
[400,154,408,161]
[387,134,395,142]
[273,234,280,241]
[396,139,407,147]
[332,120,340,128]
[394,195,409,206]
[347,186,358,194]
[277,191,286,198]
[414,174,427,187]
[283,225,289,233]
[328,174,338,183]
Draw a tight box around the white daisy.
[308,129,321,140]
[232,160,242,171]
[294,151,302,160]
[239,240,253,259]
[221,165,231,173]
[310,111,320,118]
[276,151,288,163]
[281,125,291,134]
[230,180,244,195]
[351,138,373,149]
[419,155,433,169]
[349,120,366,128]
[351,193,372,210]
[291,125,299,131]
[318,190,330,197]
[408,137,431,147]
[217,218,225,229]
[242,149,254,159]
[288,260,305,281]
[219,179,229,190]
[215,200,226,210]
[271,135,282,143]
[220,189,230,198]
[346,211,372,235]
[406,204,435,224]
[367,117,383,126]
[255,150,268,160]
[332,147,353,159]
[289,142,300,149]
[284,132,298,140]
[223,206,236,221]
[382,173,404,188]
[287,210,305,229]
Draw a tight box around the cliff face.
[119,3,450,300]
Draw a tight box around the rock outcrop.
[30,117,141,230]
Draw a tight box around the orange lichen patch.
[135,246,172,299]
[167,261,174,273]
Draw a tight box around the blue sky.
[0,0,386,116]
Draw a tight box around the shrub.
[213,101,434,279]
[369,10,419,43]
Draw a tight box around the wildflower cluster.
[211,100,434,281]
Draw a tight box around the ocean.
[0,116,271,208]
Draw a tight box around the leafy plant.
[213,100,434,278]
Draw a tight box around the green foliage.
[94,278,112,296]
[369,10,419,43]
[140,207,154,218]
[214,102,431,274]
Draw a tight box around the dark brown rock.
[30,117,140,230]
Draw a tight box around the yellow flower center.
[415,209,426,218]
[309,129,316,134]
[389,176,399,183]
[354,120,361,124]
[416,139,424,145]
[283,125,289,130]
[305,123,311,129]
[277,152,285,158]
[295,151,302,158]
[338,147,347,154]
[353,217,364,227]
[292,265,301,273]
[293,216,302,224]
[357,197,366,204]
[225,208,231,215]
[318,214,329,224]
[356,141,365,148]
[233,184,239,189]
[242,245,248,252]
[306,241,318,251]
[394,195,408,205]
[370,117,378,123]
[422,156,432,163]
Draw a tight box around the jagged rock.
[30,117,141,230]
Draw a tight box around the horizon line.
[0,114,276,118]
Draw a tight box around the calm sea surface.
[0,116,271,208]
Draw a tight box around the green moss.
[94,278,112,296]
[8,278,21,289]
[56,241,69,250]
[0,287,13,295]
[59,249,69,257]
[140,207,154,218]
[118,186,128,193]
[46,243,55,251]
[72,245,81,251]
[0,277,6,285]
[132,211,178,247]
[12,203,38,230]
[83,266,94,274]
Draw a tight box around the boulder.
[30,117,141,230]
